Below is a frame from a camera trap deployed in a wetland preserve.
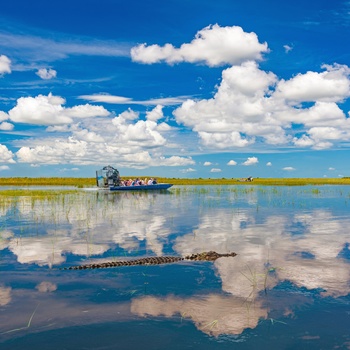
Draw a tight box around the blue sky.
[0,0,350,178]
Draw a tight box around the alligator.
[61,251,237,270]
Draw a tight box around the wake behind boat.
[96,165,173,191]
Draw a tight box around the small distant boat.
[96,165,173,191]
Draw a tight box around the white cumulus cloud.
[0,55,11,74]
[275,63,350,103]
[114,108,139,122]
[146,105,164,121]
[242,157,258,166]
[16,139,89,164]
[174,61,282,148]
[131,24,269,67]
[0,122,14,131]
[6,93,110,125]
[180,168,196,173]
[174,60,350,151]
[0,144,15,163]
[227,160,237,166]
[283,166,295,171]
[0,111,8,122]
[158,156,194,166]
[60,167,80,172]
[36,68,57,80]
[283,44,293,53]
[12,103,194,169]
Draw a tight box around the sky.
[0,0,350,179]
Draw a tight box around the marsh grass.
[1,304,39,335]
[241,263,282,301]
[0,177,95,187]
[156,177,350,186]
[241,266,265,300]
[180,311,193,322]
[203,319,219,331]
[1,177,350,187]
[269,318,287,326]
[0,189,79,198]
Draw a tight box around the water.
[0,185,349,349]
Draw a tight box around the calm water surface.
[0,185,349,349]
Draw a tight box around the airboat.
[96,165,173,191]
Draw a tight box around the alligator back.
[61,251,237,270]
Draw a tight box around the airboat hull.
[109,183,173,191]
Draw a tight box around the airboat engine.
[96,165,121,188]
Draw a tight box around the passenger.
[147,178,153,185]
[152,178,157,184]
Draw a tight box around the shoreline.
[0,177,350,187]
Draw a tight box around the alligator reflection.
[0,186,349,340]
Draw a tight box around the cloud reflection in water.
[0,187,349,339]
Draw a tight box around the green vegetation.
[0,189,79,197]
[0,176,350,187]
[0,177,96,187]
[157,177,350,186]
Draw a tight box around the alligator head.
[186,251,237,261]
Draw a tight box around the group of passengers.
[120,178,158,186]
